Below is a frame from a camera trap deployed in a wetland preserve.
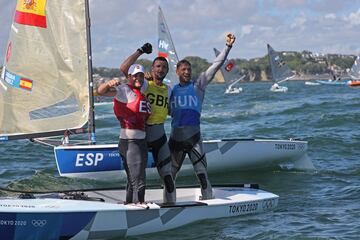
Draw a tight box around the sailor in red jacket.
[97,63,151,207]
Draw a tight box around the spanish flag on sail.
[14,0,47,28]
[19,78,33,91]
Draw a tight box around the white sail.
[350,55,360,79]
[157,6,179,85]
[267,44,294,84]
[0,0,92,141]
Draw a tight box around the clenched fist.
[226,33,236,47]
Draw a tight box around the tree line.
[92,51,355,82]
[1,51,355,82]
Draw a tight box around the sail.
[350,55,360,79]
[0,0,91,140]
[325,60,338,80]
[329,70,337,80]
[214,70,225,83]
[267,44,294,83]
[158,6,179,85]
[213,47,243,86]
[213,48,225,83]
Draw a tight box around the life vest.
[113,85,151,131]
[170,82,201,127]
[144,81,170,124]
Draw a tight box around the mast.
[85,0,96,144]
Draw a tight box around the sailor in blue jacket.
[169,33,236,200]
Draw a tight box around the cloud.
[290,13,307,30]
[324,13,336,20]
[344,8,360,25]
[241,25,254,37]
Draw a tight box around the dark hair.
[176,59,191,69]
[152,57,169,68]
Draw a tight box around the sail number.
[75,153,103,166]
[228,202,258,214]
[274,143,296,150]
[0,220,27,226]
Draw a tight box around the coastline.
[213,73,351,83]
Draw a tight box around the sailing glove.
[138,43,152,54]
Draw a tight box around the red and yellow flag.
[19,78,33,91]
[14,0,47,28]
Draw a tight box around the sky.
[1,0,360,68]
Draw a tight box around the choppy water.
[0,81,359,239]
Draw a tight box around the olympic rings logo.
[262,199,276,210]
[297,143,305,150]
[31,219,47,227]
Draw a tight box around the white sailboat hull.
[305,81,320,86]
[270,84,288,92]
[0,186,278,239]
[225,87,243,94]
[55,138,313,181]
[315,79,347,85]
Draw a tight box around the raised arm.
[96,79,121,97]
[120,43,152,77]
[197,33,236,89]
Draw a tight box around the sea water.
[0,81,359,239]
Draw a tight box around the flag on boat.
[14,0,47,28]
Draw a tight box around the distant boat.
[315,79,347,85]
[305,81,320,86]
[267,44,295,92]
[224,76,244,94]
[347,55,360,87]
[316,60,347,85]
[213,48,244,94]
[348,80,360,87]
